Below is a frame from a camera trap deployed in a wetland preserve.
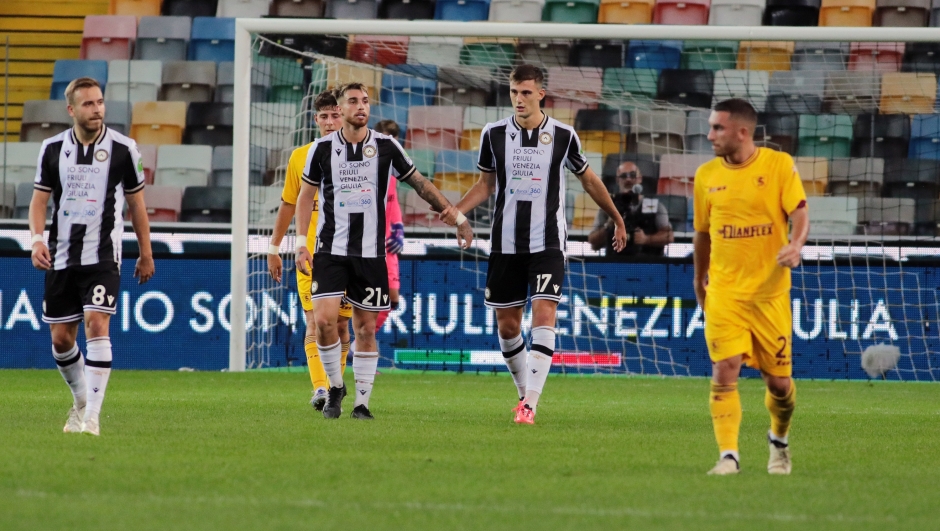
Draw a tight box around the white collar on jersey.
[70,125,108,147]
[337,128,372,147]
[510,112,549,132]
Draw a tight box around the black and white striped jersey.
[477,113,588,255]
[301,128,415,258]
[34,126,145,270]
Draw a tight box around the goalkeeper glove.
[386,222,405,255]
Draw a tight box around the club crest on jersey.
[754,175,766,188]
[364,145,377,158]
[311,281,318,293]
[94,149,109,162]
[539,132,552,145]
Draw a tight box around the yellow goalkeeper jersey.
[282,142,319,238]
[693,147,807,300]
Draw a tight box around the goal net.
[232,21,940,381]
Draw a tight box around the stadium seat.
[261,58,305,104]
[627,40,683,72]
[737,41,794,72]
[794,155,828,195]
[106,60,162,103]
[653,0,711,24]
[874,0,929,25]
[543,0,601,22]
[0,184,15,219]
[212,145,267,186]
[657,69,714,109]
[797,114,853,159]
[545,67,602,111]
[435,0,492,20]
[349,35,409,66]
[684,109,711,154]
[655,194,688,232]
[657,153,712,196]
[709,0,765,25]
[15,182,49,220]
[217,0,272,17]
[271,0,327,16]
[180,186,232,223]
[216,61,270,103]
[380,72,436,108]
[406,149,436,179]
[629,109,686,157]
[438,66,493,107]
[138,143,158,184]
[50,60,109,100]
[819,0,875,25]
[902,42,940,75]
[380,0,436,18]
[909,114,940,159]
[20,101,72,143]
[136,16,191,62]
[105,102,132,135]
[368,103,410,139]
[256,33,345,58]
[460,38,517,69]
[249,103,298,150]
[681,41,739,71]
[791,41,848,72]
[569,40,626,69]
[323,63,383,95]
[848,42,904,72]
[184,102,233,147]
[155,145,213,187]
[763,0,820,24]
[406,37,462,67]
[80,15,137,61]
[828,157,884,198]
[143,185,183,222]
[407,106,463,151]
[550,108,578,126]
[598,0,655,23]
[857,197,915,235]
[933,0,940,24]
[163,0,219,16]
[325,0,377,17]
[131,101,188,145]
[161,61,216,103]
[189,17,235,63]
[0,142,42,185]
[880,72,937,114]
[882,158,940,199]
[111,0,162,16]
[403,189,461,227]
[246,184,282,224]
[822,70,880,115]
[461,106,512,150]
[767,71,825,113]
[602,153,659,193]
[518,39,572,68]
[570,192,600,229]
[488,0,546,19]
[755,112,799,154]
[806,196,858,235]
[602,68,659,107]
[433,150,478,193]
[713,69,770,111]
[852,113,909,158]
[574,109,630,156]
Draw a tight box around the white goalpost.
[229,19,940,379]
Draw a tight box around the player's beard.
[76,115,103,137]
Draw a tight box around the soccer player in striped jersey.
[295,82,472,420]
[453,64,628,424]
[267,89,354,411]
[693,99,809,475]
[29,77,155,436]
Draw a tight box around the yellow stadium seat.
[794,156,829,196]
[598,0,655,23]
[880,72,937,114]
[737,41,795,72]
[819,0,875,26]
[572,192,600,229]
[110,0,161,17]
[131,101,187,146]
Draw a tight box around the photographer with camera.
[588,161,674,258]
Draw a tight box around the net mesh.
[241,31,940,380]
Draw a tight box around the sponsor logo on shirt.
[717,223,774,239]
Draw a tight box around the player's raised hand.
[31,241,52,270]
[611,222,628,252]
[134,255,155,284]
[296,246,312,275]
[267,252,283,283]
[456,220,473,250]
[777,243,801,268]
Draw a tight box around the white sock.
[53,345,86,409]
[526,326,555,411]
[498,334,527,400]
[769,431,789,447]
[353,352,379,408]
[84,337,112,420]
[317,340,344,388]
[721,450,740,463]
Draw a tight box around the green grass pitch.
[2,370,938,531]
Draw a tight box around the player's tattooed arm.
[403,171,474,249]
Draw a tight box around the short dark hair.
[713,98,758,125]
[509,64,544,87]
[312,90,338,112]
[64,77,101,105]
[375,119,400,137]
[337,82,369,100]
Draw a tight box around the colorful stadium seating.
[80,15,138,60]
[598,0,655,23]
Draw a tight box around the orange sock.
[710,382,742,457]
[766,379,796,439]
[305,336,328,390]
[340,341,350,375]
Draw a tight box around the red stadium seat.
[848,42,904,72]
[653,0,711,24]
[144,185,183,222]
[407,106,463,151]
[545,67,603,112]
[80,15,138,61]
[138,143,158,184]
[347,35,409,66]
[657,153,712,196]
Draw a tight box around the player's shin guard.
[341,341,350,375]
[53,345,86,408]
[84,337,113,420]
[765,379,796,444]
[317,340,344,388]
[710,382,742,460]
[526,326,556,411]
[353,352,379,407]
[304,336,328,390]
[498,334,527,400]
